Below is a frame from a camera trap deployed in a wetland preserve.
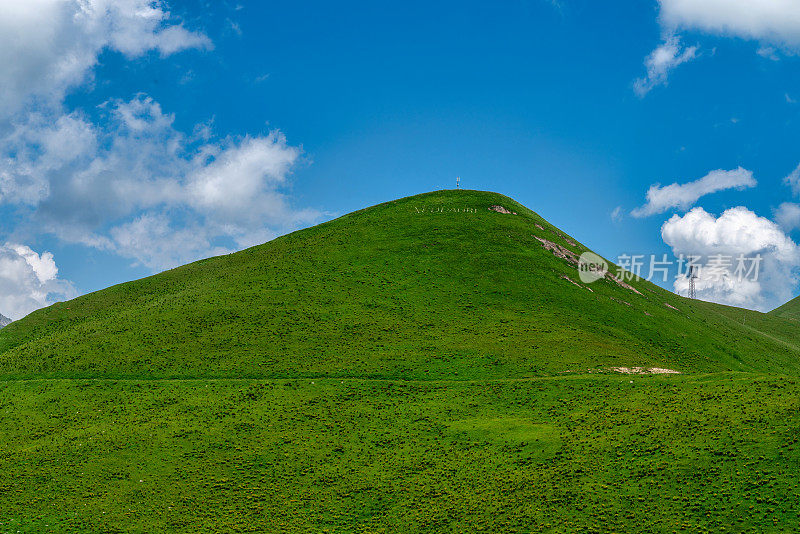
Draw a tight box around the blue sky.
[3,0,800,317]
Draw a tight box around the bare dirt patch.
[607,274,644,295]
[489,205,517,215]
[561,275,593,291]
[554,231,577,248]
[534,236,579,264]
[533,237,646,297]
[609,367,681,375]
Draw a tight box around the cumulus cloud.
[632,167,756,218]
[0,0,212,314]
[0,96,321,270]
[187,134,302,222]
[109,214,232,271]
[0,1,323,317]
[0,243,76,320]
[0,0,210,118]
[775,202,800,231]
[659,0,800,50]
[662,206,800,310]
[634,36,698,97]
[636,1,800,95]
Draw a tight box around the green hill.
[770,294,800,321]
[2,189,800,379]
[3,190,800,532]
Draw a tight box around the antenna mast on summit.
[456,176,460,189]
[688,265,698,299]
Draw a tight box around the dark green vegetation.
[2,190,800,532]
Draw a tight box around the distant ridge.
[770,295,800,321]
[0,314,10,329]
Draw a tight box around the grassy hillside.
[2,189,800,379]
[3,190,800,532]
[770,295,800,321]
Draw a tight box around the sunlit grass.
[2,190,800,531]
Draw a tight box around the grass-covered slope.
[770,295,800,321]
[4,374,800,532]
[2,189,800,379]
[5,190,800,532]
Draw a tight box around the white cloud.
[784,162,800,196]
[662,206,800,310]
[632,167,756,217]
[0,0,321,318]
[0,96,321,271]
[0,111,98,205]
[757,46,781,61]
[9,244,59,283]
[0,1,224,276]
[637,1,800,95]
[188,133,301,222]
[634,36,698,97]
[2,98,183,228]
[110,214,232,271]
[0,2,319,275]
[0,0,210,118]
[611,206,624,222]
[775,202,800,231]
[659,0,800,50]
[0,243,76,320]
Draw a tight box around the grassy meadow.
[2,190,800,531]
[2,374,800,532]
